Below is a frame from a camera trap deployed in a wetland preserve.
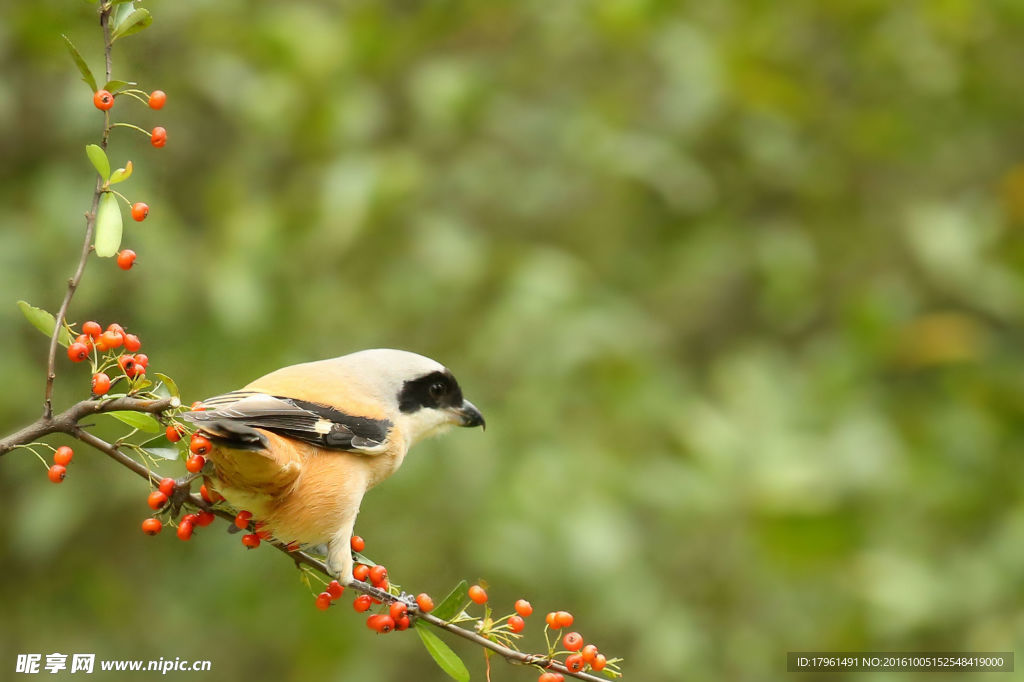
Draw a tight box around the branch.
[43,5,114,419]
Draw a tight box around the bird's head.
[337,349,485,446]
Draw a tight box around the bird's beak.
[453,400,486,429]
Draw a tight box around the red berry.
[183,513,201,525]
[185,454,205,473]
[53,446,74,466]
[515,599,533,617]
[314,592,331,611]
[368,565,388,586]
[131,202,149,222]
[350,535,365,552]
[47,464,67,484]
[242,533,261,548]
[468,585,487,604]
[124,333,142,351]
[554,611,574,628]
[158,477,175,496]
[234,510,252,529]
[415,593,434,612]
[580,645,599,663]
[148,90,166,110]
[67,342,89,363]
[200,483,222,503]
[353,594,373,612]
[150,126,167,147]
[95,330,122,351]
[176,520,194,540]
[196,510,215,527]
[117,354,137,376]
[508,615,525,633]
[565,654,584,673]
[107,323,126,336]
[395,615,410,631]
[389,602,408,621]
[147,490,168,510]
[74,334,93,348]
[93,89,114,111]
[134,353,149,368]
[117,249,137,270]
[327,580,344,600]
[546,612,558,628]
[352,563,370,582]
[538,674,563,682]
[190,434,211,456]
[366,614,395,634]
[82,321,102,338]
[562,632,583,651]
[590,654,607,672]
[165,425,182,442]
[141,518,162,535]
[91,372,111,395]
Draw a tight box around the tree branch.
[43,4,114,419]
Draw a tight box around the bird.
[182,348,484,584]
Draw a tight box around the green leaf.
[109,160,133,185]
[112,2,136,27]
[94,192,122,257]
[86,144,110,181]
[16,301,73,348]
[111,8,152,41]
[102,79,136,94]
[145,447,180,460]
[153,372,179,398]
[62,35,97,92]
[415,623,470,682]
[105,411,162,433]
[431,580,470,622]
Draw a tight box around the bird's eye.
[429,382,446,400]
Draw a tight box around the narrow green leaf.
[94,192,122,257]
[102,79,136,93]
[105,411,162,433]
[431,580,469,622]
[109,160,133,185]
[111,8,152,41]
[62,35,97,92]
[112,1,136,27]
[153,372,179,398]
[16,301,73,347]
[415,623,470,682]
[85,144,110,181]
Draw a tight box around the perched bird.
[183,348,484,583]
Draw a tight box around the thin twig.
[43,5,114,418]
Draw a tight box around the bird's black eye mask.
[398,370,464,413]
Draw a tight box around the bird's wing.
[183,391,392,454]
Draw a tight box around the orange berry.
[242,533,260,549]
[395,615,410,631]
[91,372,111,395]
[538,673,563,682]
[415,593,434,612]
[508,615,525,633]
[93,89,114,111]
[165,425,182,442]
[314,592,331,611]
[327,580,344,600]
[148,90,167,109]
[580,644,599,663]
[565,654,584,673]
[95,330,122,351]
[150,126,167,147]
[389,602,408,621]
[130,202,149,222]
[515,599,533,617]
[468,585,487,604]
[350,535,365,552]
[141,518,162,535]
[53,446,74,466]
[368,564,388,586]
[353,594,373,612]
[590,654,607,672]
[199,483,221,503]
[353,563,370,581]
[47,464,67,484]
[189,434,211,456]
[67,342,89,363]
[562,632,583,651]
[234,510,252,530]
[366,614,395,634]
[147,490,168,510]
[134,353,149,368]
[158,477,175,496]
[185,454,205,473]
[82,321,102,338]
[123,333,142,351]
[554,611,574,628]
[176,519,194,541]
[545,612,558,628]
[74,334,93,348]
[195,510,215,527]
[116,249,136,270]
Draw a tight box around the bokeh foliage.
[2,1,1024,680]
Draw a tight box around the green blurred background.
[2,1,1023,680]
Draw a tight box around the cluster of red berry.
[46,446,74,484]
[92,87,167,147]
[139,477,216,539]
